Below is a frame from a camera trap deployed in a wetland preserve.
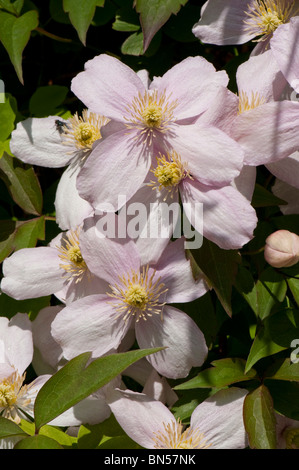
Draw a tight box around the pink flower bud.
[264,230,299,268]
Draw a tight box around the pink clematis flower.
[0,225,107,304]
[10,111,109,230]
[51,215,209,379]
[0,314,49,427]
[107,387,248,449]
[70,54,245,212]
[192,0,299,55]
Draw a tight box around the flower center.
[153,419,211,449]
[243,0,295,41]
[0,371,30,424]
[57,228,88,283]
[284,427,299,449]
[107,265,168,322]
[149,151,193,199]
[238,91,266,114]
[60,109,109,152]
[123,89,178,144]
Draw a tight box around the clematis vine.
[192,0,299,55]
[10,110,109,230]
[70,53,246,212]
[50,215,209,379]
[107,387,248,449]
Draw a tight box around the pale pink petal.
[192,0,256,45]
[270,17,299,93]
[236,49,287,101]
[118,184,179,266]
[154,237,209,303]
[80,215,141,285]
[151,56,228,120]
[51,295,131,360]
[232,101,299,165]
[107,388,175,449]
[232,165,257,202]
[1,247,65,300]
[165,124,243,187]
[181,179,257,249]
[77,129,152,211]
[49,395,111,427]
[135,305,208,379]
[3,313,33,374]
[10,116,74,167]
[55,164,94,231]
[32,306,64,374]
[71,54,146,120]
[191,387,248,449]
[266,151,299,189]
[142,369,178,407]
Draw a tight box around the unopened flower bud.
[264,230,299,268]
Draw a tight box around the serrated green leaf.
[14,434,63,449]
[0,416,28,439]
[63,0,98,44]
[34,348,164,431]
[174,358,257,390]
[135,0,188,51]
[264,358,299,382]
[0,152,43,215]
[243,385,277,449]
[121,30,144,55]
[0,10,39,83]
[190,238,241,317]
[245,308,299,373]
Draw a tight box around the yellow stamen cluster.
[153,419,211,449]
[284,427,299,449]
[61,109,109,152]
[149,151,193,199]
[0,372,30,424]
[238,90,266,114]
[107,265,168,322]
[244,0,296,41]
[124,89,178,144]
[57,228,88,283]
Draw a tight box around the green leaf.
[264,358,299,382]
[190,239,241,317]
[255,267,288,320]
[234,266,259,316]
[34,348,164,431]
[121,30,144,56]
[0,95,16,141]
[287,276,299,307]
[0,293,51,320]
[0,0,24,15]
[13,216,45,249]
[266,380,299,420]
[174,358,257,390]
[0,152,43,215]
[251,183,287,208]
[245,308,299,373]
[0,10,39,83]
[0,219,16,262]
[0,416,28,439]
[19,420,77,448]
[29,85,69,117]
[112,7,140,32]
[243,385,277,449]
[63,0,98,44]
[135,0,188,51]
[14,434,63,449]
